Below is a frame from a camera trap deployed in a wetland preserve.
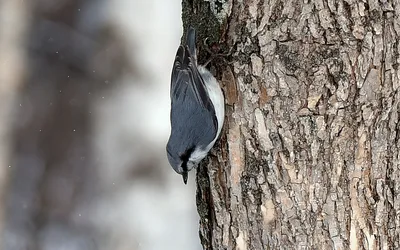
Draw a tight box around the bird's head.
[166,145,196,184]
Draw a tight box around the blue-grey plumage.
[167,27,225,184]
[186,27,197,62]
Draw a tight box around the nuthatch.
[166,27,225,184]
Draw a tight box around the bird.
[166,27,225,184]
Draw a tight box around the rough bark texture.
[183,0,400,249]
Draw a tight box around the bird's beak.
[182,171,188,185]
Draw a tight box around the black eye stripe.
[179,146,195,161]
[181,160,188,172]
[179,146,196,172]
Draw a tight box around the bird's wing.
[170,45,216,118]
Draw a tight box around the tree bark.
[183,0,400,249]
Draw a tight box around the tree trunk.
[183,0,400,249]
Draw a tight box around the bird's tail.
[186,27,197,61]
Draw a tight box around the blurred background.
[0,0,202,249]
